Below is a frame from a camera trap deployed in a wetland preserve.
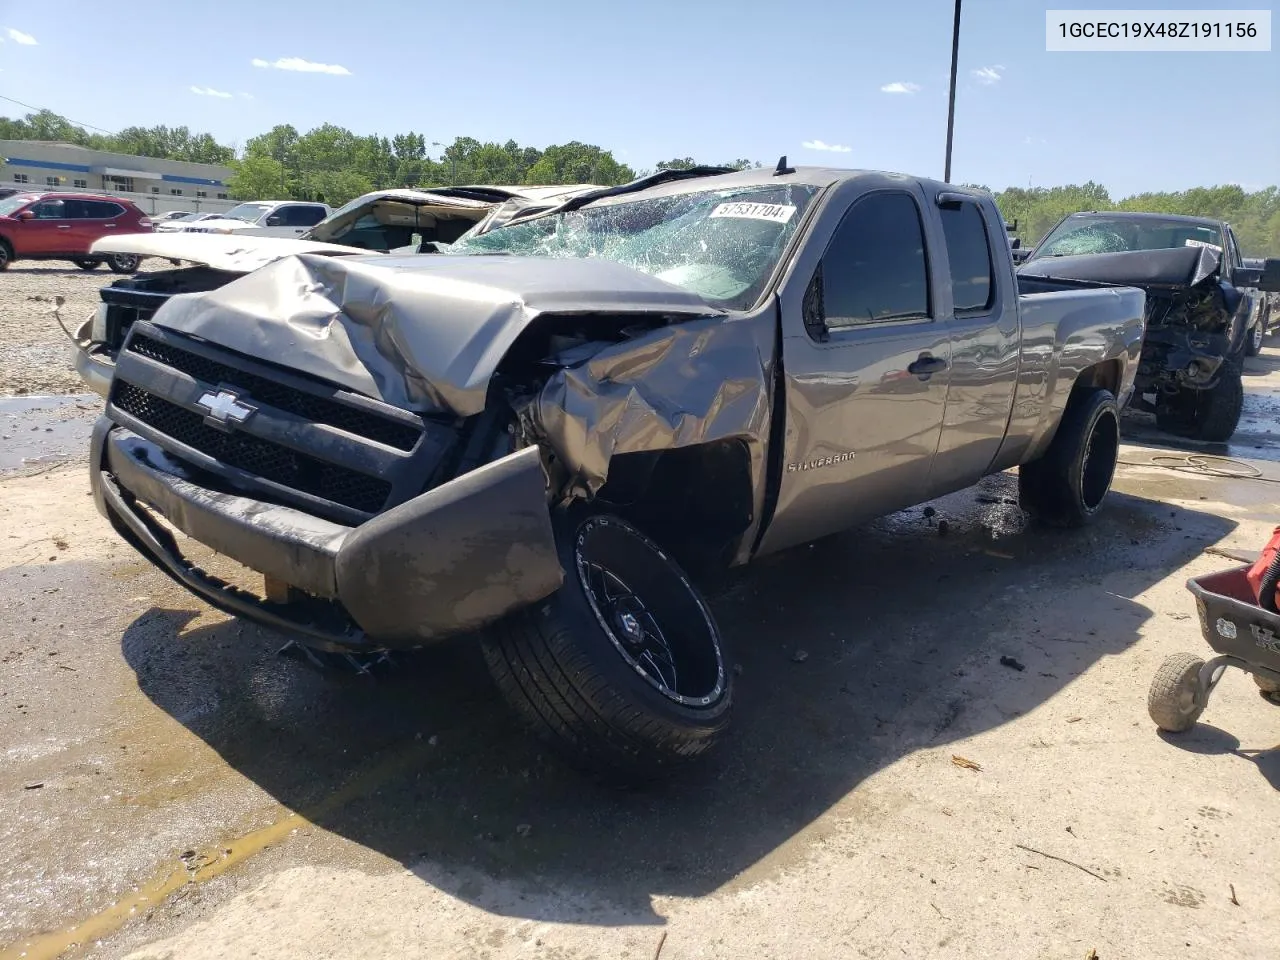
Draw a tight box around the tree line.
[2,110,1275,254]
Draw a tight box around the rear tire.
[0,240,11,271]
[1148,652,1206,732]
[481,506,733,781]
[1019,387,1120,528]
[73,258,102,271]
[106,254,140,274]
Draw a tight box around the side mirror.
[1012,248,1033,264]
[1010,237,1022,250]
[265,214,283,226]
[16,210,34,221]
[1256,258,1280,294]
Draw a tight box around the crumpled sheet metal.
[531,314,775,499]
[1018,245,1221,289]
[149,252,723,417]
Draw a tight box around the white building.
[0,140,238,215]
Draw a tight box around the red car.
[0,192,152,273]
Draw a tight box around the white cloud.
[972,66,1004,85]
[802,139,852,154]
[5,27,39,45]
[190,85,232,98]
[1022,136,1048,145]
[880,81,920,94]
[239,92,255,99]
[251,56,351,76]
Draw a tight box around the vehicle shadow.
[121,472,1234,924]
[1157,724,1280,792]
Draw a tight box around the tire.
[73,258,102,271]
[481,506,733,781]
[0,239,11,271]
[1155,360,1245,443]
[1252,673,1280,695]
[1245,319,1263,357]
[1148,652,1206,732]
[106,253,141,274]
[1019,387,1120,528]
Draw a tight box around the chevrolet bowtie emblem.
[196,389,256,430]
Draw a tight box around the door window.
[819,191,931,330]
[280,205,328,227]
[939,200,995,314]
[33,199,67,219]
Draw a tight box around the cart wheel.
[1252,674,1280,696]
[1148,653,1207,733]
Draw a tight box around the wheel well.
[1071,359,1121,400]
[0,234,12,254]
[592,440,754,576]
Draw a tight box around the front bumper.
[70,317,115,399]
[91,418,563,650]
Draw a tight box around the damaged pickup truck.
[1018,212,1280,442]
[88,165,1147,777]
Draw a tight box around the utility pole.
[431,141,456,185]
[944,0,962,183]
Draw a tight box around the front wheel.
[106,254,141,274]
[1019,387,1120,528]
[1246,320,1264,357]
[73,258,102,271]
[481,507,732,780]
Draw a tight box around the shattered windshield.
[1034,216,1223,258]
[218,202,272,223]
[447,184,819,310]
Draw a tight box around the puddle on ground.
[0,394,102,471]
[1121,375,1280,466]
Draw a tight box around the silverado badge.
[786,452,855,473]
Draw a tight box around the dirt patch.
[0,263,161,397]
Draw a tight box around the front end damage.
[91,252,774,651]
[1018,246,1246,413]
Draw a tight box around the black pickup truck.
[1018,212,1280,442]
[87,166,1147,777]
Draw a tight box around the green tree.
[226,156,287,200]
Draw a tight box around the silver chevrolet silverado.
[87,164,1147,778]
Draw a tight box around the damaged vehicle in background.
[1018,212,1280,442]
[69,184,599,396]
[87,164,1148,778]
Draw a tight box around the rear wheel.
[0,240,11,271]
[481,507,732,781]
[106,253,140,274]
[1019,387,1120,528]
[73,258,102,271]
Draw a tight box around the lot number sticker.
[709,201,797,224]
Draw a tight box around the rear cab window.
[939,200,995,315]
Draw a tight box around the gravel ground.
[0,263,161,397]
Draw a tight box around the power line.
[0,93,117,135]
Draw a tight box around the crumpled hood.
[90,232,367,273]
[1018,245,1221,290]
[148,252,724,416]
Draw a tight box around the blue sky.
[0,0,1275,195]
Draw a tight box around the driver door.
[756,183,951,556]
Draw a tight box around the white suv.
[181,200,332,238]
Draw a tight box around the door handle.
[104,223,116,227]
[56,224,72,229]
[907,355,949,379]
